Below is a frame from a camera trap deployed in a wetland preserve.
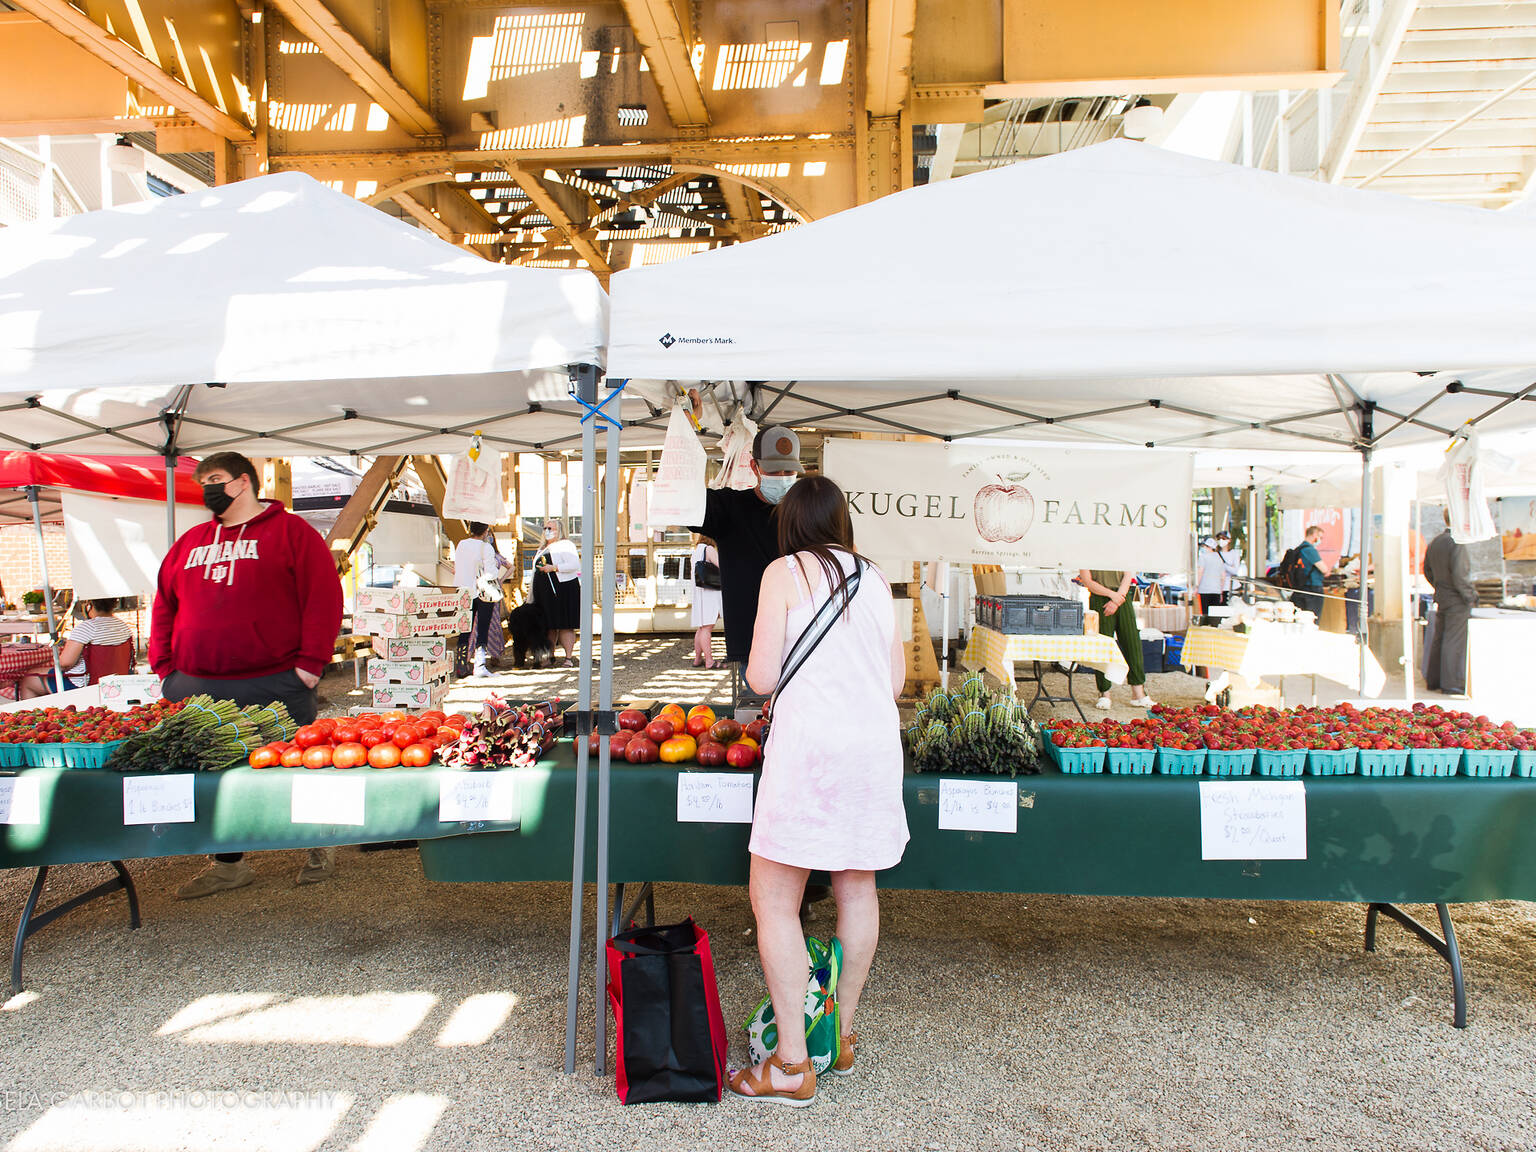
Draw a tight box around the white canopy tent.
[609,140,1536,453]
[0,173,611,456]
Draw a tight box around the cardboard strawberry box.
[98,674,164,711]
[356,609,471,638]
[382,637,453,661]
[366,658,453,686]
[354,587,470,616]
[370,683,449,711]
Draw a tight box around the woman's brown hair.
[775,475,870,613]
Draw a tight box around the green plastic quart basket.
[1155,747,1207,776]
[63,740,127,770]
[1357,749,1408,778]
[1203,748,1255,777]
[0,743,25,768]
[1105,747,1154,775]
[1051,743,1105,774]
[1306,748,1358,776]
[1461,750,1516,778]
[21,743,68,768]
[1254,749,1307,778]
[1408,748,1462,777]
[1516,750,1536,778]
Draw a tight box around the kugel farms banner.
[822,440,1191,571]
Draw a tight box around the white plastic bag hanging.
[443,435,506,524]
[710,413,760,491]
[645,401,708,526]
[1441,428,1496,544]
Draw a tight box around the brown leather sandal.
[830,1032,858,1076]
[727,1052,816,1107]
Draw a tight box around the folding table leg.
[1364,901,1467,1028]
[10,861,140,994]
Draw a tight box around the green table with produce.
[419,691,1536,1028]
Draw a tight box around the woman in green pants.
[1078,569,1152,711]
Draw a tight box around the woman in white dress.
[690,534,722,668]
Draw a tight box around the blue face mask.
[759,475,796,504]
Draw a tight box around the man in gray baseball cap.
[691,424,803,667]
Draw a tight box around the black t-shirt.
[695,487,781,663]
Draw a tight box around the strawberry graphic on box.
[354,588,470,615]
[367,658,452,685]
[370,683,449,710]
[384,637,450,661]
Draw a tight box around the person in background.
[453,522,508,678]
[531,518,582,667]
[731,476,907,1106]
[1423,509,1476,697]
[19,598,133,698]
[690,533,722,668]
[691,425,802,676]
[1291,525,1330,622]
[1078,569,1151,710]
[151,451,343,897]
[1195,535,1241,616]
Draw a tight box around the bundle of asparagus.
[108,695,298,773]
[904,678,1041,777]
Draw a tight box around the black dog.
[506,601,553,668]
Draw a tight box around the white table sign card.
[123,775,196,825]
[439,774,516,823]
[0,776,41,825]
[291,776,366,826]
[938,778,1018,834]
[676,773,754,823]
[1199,780,1307,860]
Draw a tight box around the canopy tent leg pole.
[939,560,951,691]
[563,364,602,1076]
[1396,464,1415,706]
[1358,433,1374,697]
[165,456,177,552]
[592,395,622,1075]
[26,486,65,691]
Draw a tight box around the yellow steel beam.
[866,0,917,119]
[717,178,769,240]
[391,191,459,243]
[265,0,440,138]
[327,455,408,575]
[618,0,709,129]
[10,0,252,142]
[509,167,613,276]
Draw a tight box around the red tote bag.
[606,918,729,1104]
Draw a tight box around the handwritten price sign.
[0,776,41,825]
[937,779,1018,834]
[1199,780,1307,860]
[676,773,754,824]
[123,775,195,825]
[438,774,516,823]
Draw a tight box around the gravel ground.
[2,636,1533,1152]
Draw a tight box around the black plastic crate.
[1142,637,1166,674]
[986,595,1084,636]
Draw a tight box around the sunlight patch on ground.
[349,1094,450,1152]
[161,993,436,1047]
[9,1091,351,1152]
[432,993,518,1047]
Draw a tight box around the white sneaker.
[472,649,490,678]
[1132,697,1155,709]
[1095,696,1113,710]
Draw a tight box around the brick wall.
[0,523,71,606]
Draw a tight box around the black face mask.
[202,481,235,517]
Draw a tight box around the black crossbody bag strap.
[765,558,863,720]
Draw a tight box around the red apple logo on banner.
[974,475,1035,542]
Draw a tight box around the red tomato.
[367,742,402,769]
[413,718,439,737]
[293,725,326,749]
[391,725,422,749]
[381,710,408,724]
[400,742,432,768]
[379,721,399,739]
[420,710,448,726]
[354,713,382,729]
[313,718,338,736]
[359,729,390,749]
[331,742,368,769]
[280,746,306,768]
[332,722,362,744]
[248,747,281,770]
[645,719,676,744]
[434,727,460,747]
[302,745,333,769]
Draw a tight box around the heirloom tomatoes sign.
[823,440,1191,571]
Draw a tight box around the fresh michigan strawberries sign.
[823,440,1191,571]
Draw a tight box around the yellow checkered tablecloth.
[962,625,1129,689]
[1181,623,1386,695]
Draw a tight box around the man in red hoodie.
[152,451,343,898]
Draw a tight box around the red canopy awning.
[0,453,204,505]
